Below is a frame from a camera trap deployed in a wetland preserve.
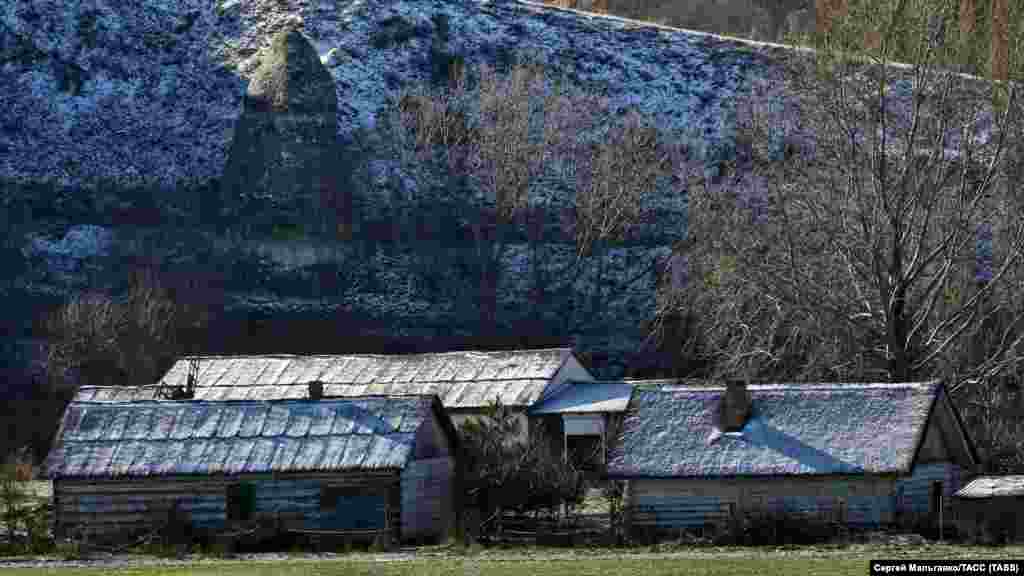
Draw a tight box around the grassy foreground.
[9,546,1024,576]
[0,558,862,576]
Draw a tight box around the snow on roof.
[46,396,439,479]
[607,381,941,478]
[529,380,636,414]
[955,476,1024,499]
[77,348,574,409]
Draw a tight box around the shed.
[953,476,1024,542]
[46,395,459,544]
[134,348,593,443]
[528,380,636,470]
[607,381,978,534]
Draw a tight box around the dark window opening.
[567,435,603,471]
[929,481,943,514]
[227,482,255,523]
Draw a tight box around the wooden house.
[529,379,702,469]
[46,394,459,544]
[954,475,1024,542]
[85,348,593,444]
[606,381,978,534]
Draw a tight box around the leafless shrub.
[43,267,209,391]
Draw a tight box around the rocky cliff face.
[1,0,796,381]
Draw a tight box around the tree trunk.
[816,0,848,35]
[991,0,1009,81]
[960,0,976,38]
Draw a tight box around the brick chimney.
[308,381,324,400]
[718,380,752,432]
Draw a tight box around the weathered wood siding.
[414,409,452,460]
[55,477,229,538]
[54,471,400,540]
[400,457,455,541]
[954,498,1024,541]
[250,475,396,531]
[627,475,897,530]
[894,462,962,520]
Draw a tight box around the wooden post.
[728,502,738,543]
[562,422,568,465]
[991,0,1009,81]
[939,492,944,542]
[601,424,607,466]
[621,481,632,539]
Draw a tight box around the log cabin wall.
[400,457,455,542]
[626,474,897,531]
[53,471,402,542]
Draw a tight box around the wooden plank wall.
[628,475,897,530]
[894,462,962,520]
[400,457,454,541]
[55,471,400,540]
[56,477,230,538]
[250,474,397,531]
[954,498,1024,541]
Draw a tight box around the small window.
[227,482,255,522]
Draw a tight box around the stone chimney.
[308,381,324,400]
[718,379,752,432]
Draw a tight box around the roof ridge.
[77,384,165,389]
[71,394,438,406]
[177,348,571,361]
[651,381,938,391]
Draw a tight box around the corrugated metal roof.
[529,381,637,414]
[47,396,438,479]
[136,349,574,409]
[955,476,1024,499]
[607,382,941,478]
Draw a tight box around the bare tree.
[381,58,684,336]
[667,0,1024,390]
[44,266,209,392]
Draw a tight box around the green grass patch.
[0,558,858,576]
[8,549,1024,576]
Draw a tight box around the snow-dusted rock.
[0,0,789,191]
[25,224,114,275]
[220,26,342,221]
[1,0,804,376]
